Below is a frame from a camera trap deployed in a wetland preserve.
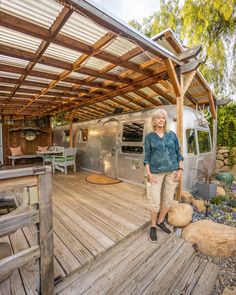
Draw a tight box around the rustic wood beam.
[16,32,117,114]
[121,94,147,108]
[190,91,209,97]
[177,45,202,61]
[149,85,176,104]
[164,58,182,97]
[208,92,217,119]
[0,12,155,77]
[180,59,202,74]
[182,70,197,96]
[41,70,168,114]
[133,90,161,106]
[110,98,137,111]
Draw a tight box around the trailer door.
[101,120,118,178]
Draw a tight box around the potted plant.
[195,163,217,200]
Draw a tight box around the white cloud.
[92,0,160,23]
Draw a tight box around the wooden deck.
[0,170,150,294]
[0,170,219,294]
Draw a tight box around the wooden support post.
[69,110,76,147]
[165,58,184,200]
[38,170,54,295]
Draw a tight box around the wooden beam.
[182,70,197,96]
[180,59,202,74]
[164,58,182,97]
[121,94,147,108]
[42,70,168,114]
[0,12,155,77]
[149,85,176,104]
[208,92,217,119]
[177,45,202,61]
[133,90,161,106]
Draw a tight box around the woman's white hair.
[151,109,168,131]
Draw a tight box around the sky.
[92,0,160,23]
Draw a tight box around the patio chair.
[44,146,65,165]
[53,147,76,174]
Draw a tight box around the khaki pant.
[149,171,177,212]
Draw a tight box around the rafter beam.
[133,90,161,106]
[164,58,182,97]
[0,12,156,77]
[182,70,197,96]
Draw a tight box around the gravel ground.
[191,198,236,295]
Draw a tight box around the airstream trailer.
[53,105,215,192]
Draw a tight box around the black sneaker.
[157,222,172,236]
[149,227,158,242]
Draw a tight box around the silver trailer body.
[53,105,214,192]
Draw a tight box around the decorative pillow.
[38,146,48,152]
[10,146,23,156]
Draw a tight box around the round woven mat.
[86,174,121,185]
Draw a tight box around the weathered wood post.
[37,166,54,294]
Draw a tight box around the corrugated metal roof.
[0,55,29,68]
[0,71,21,79]
[25,76,53,83]
[82,56,110,71]
[61,12,108,45]
[43,43,83,63]
[1,0,63,29]
[0,26,42,52]
[104,36,137,57]
[33,64,64,74]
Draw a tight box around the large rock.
[216,186,226,196]
[168,203,193,227]
[216,160,224,169]
[181,191,194,204]
[0,242,12,283]
[217,154,224,160]
[218,149,230,154]
[182,220,236,257]
[192,199,205,212]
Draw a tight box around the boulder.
[216,154,224,160]
[224,158,230,165]
[168,203,193,227]
[221,166,230,172]
[192,199,205,212]
[181,191,194,204]
[216,160,224,169]
[182,220,236,257]
[218,149,230,154]
[216,186,226,196]
[0,242,12,283]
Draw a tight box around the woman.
[144,109,183,242]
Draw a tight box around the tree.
[129,0,236,99]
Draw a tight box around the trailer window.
[186,129,197,155]
[78,128,88,142]
[122,122,144,142]
[121,146,143,154]
[197,131,211,153]
[63,130,70,142]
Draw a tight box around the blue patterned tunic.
[144,131,183,173]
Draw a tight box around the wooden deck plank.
[53,205,106,256]
[54,187,141,231]
[54,190,136,237]
[53,216,93,266]
[9,230,38,295]
[53,197,115,249]
[0,236,26,295]
[22,225,66,280]
[53,233,81,276]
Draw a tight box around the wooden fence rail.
[0,166,54,295]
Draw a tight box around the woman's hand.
[173,170,182,182]
[148,173,158,184]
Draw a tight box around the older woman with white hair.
[144,109,183,242]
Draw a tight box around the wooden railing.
[0,166,54,294]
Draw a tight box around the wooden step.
[56,228,219,295]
